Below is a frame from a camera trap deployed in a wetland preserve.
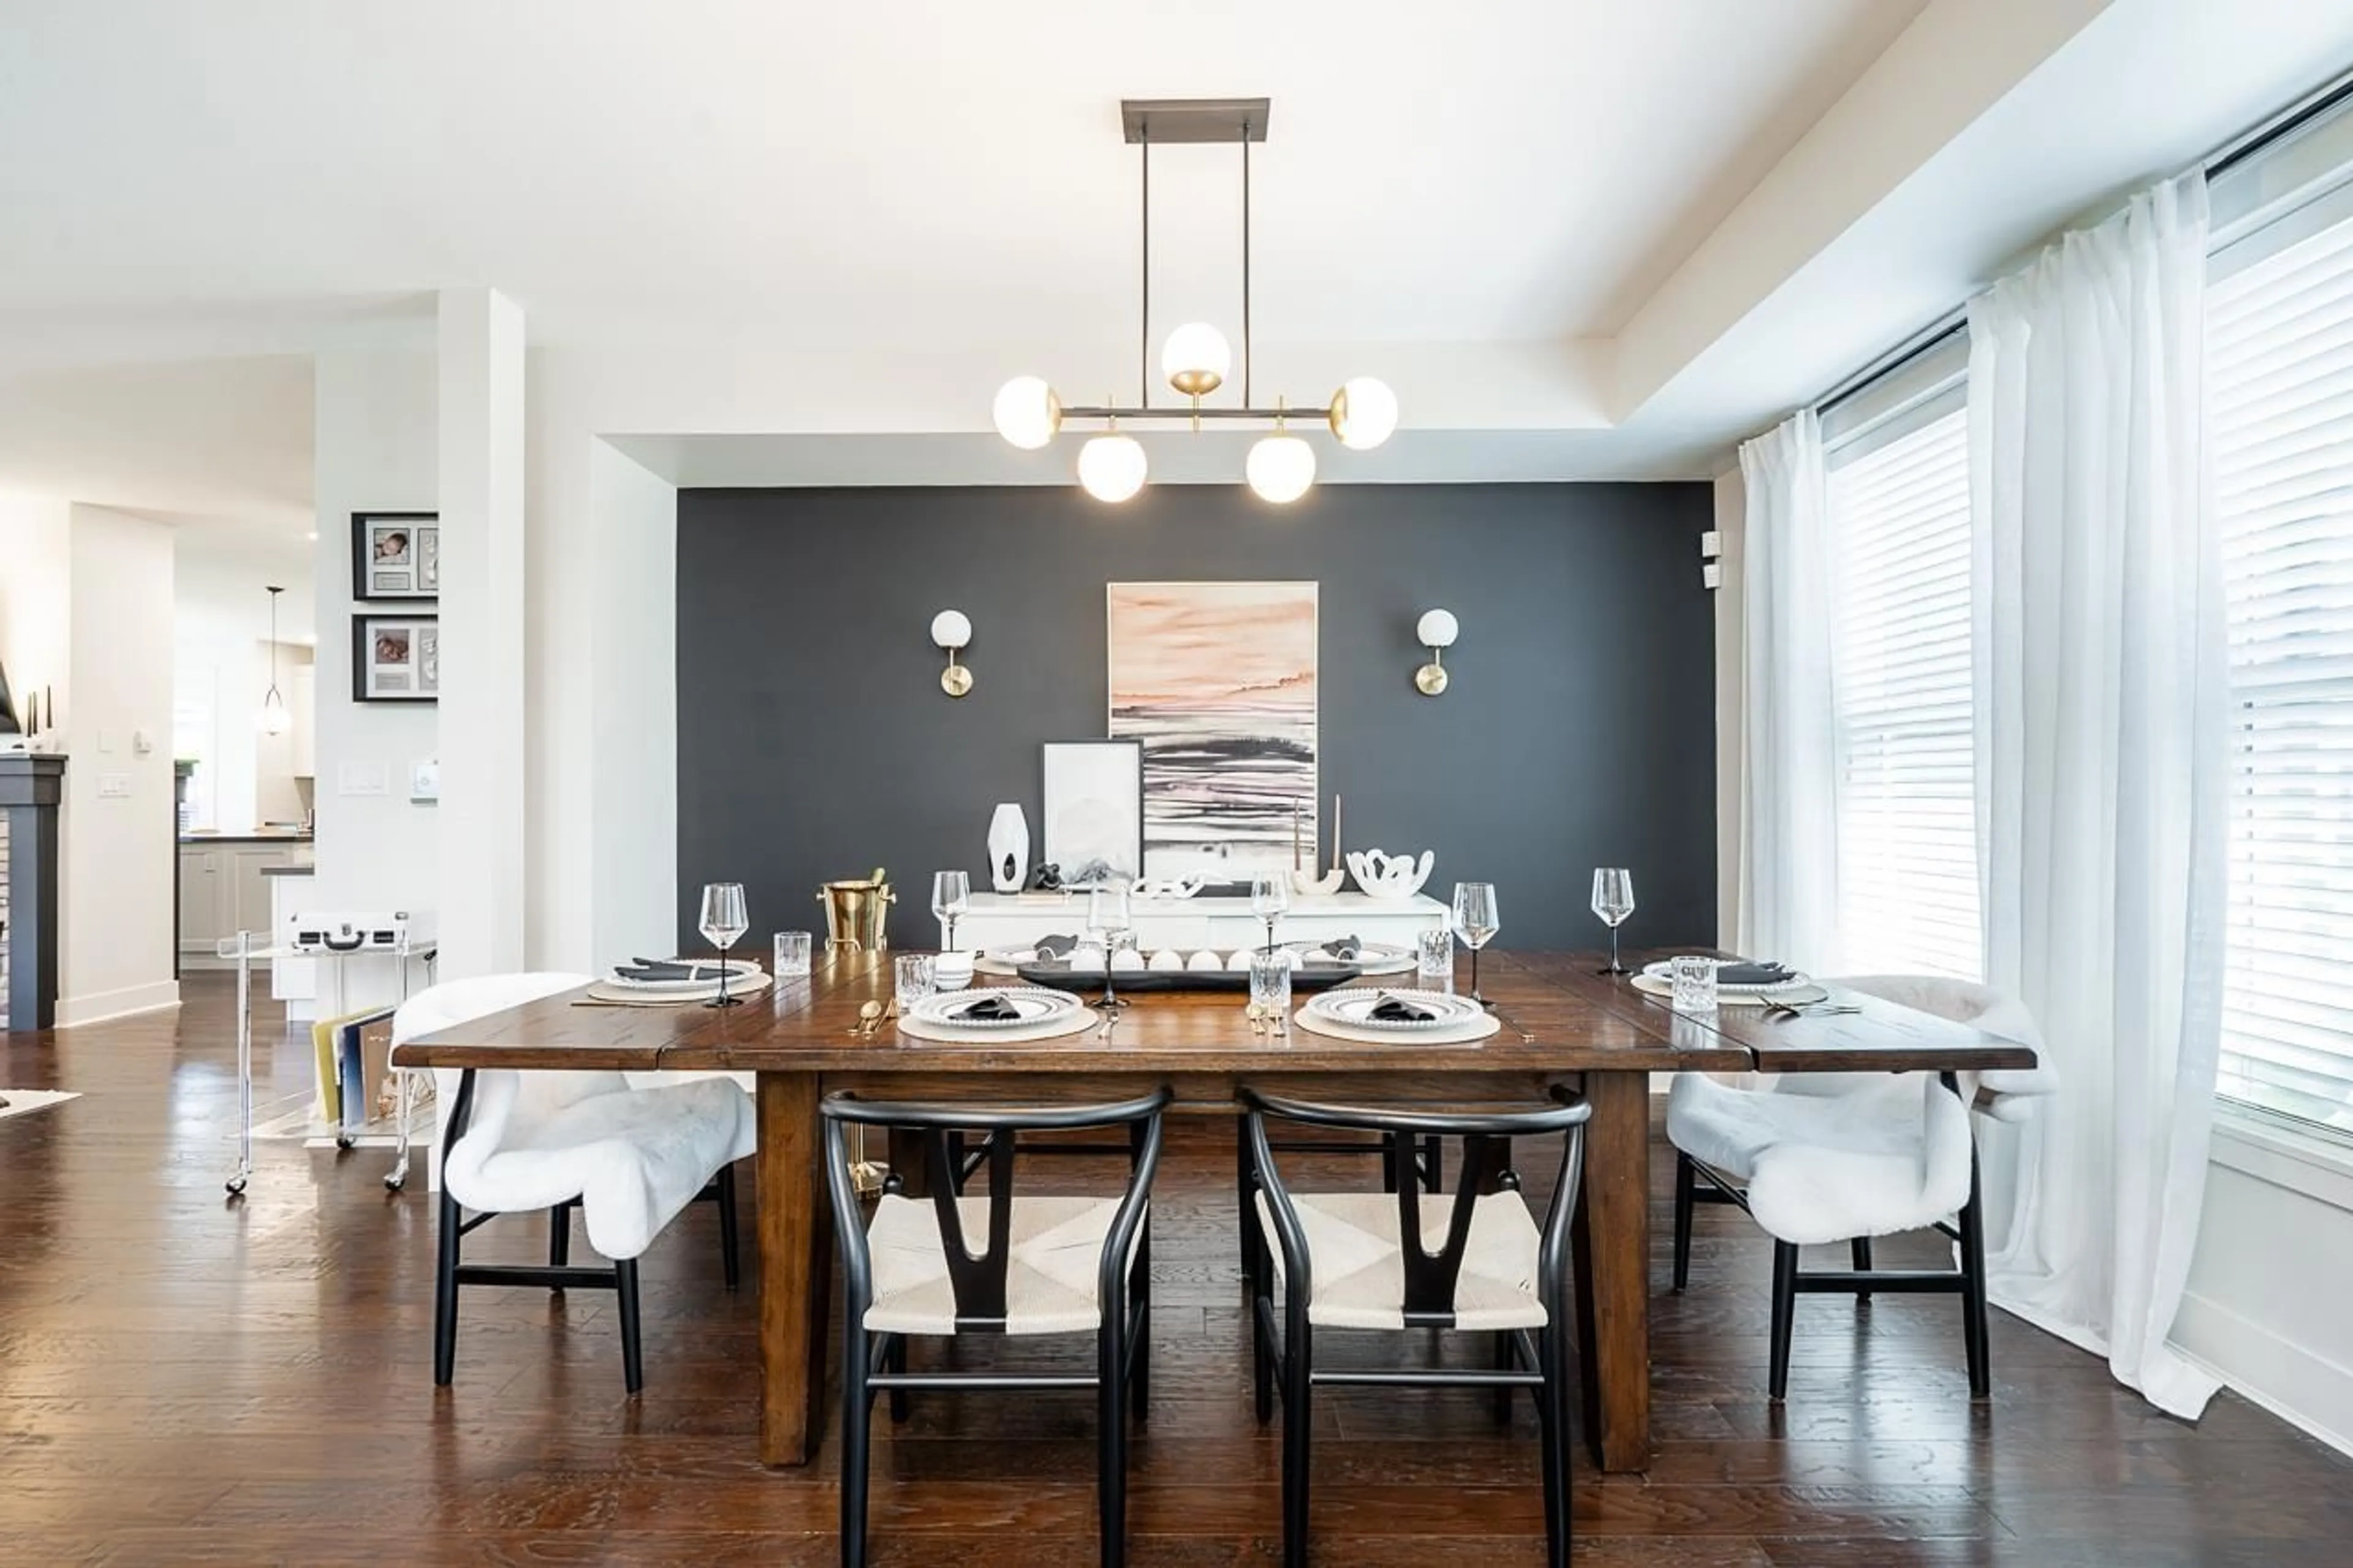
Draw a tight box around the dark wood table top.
[1513,949,2042,1073]
[392,947,2038,1079]
[393,948,1752,1075]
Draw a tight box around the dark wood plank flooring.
[3,976,2350,1564]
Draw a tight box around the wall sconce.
[1414,609,1458,695]
[931,609,974,697]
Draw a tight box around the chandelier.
[992,98,1398,504]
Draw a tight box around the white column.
[436,288,528,977]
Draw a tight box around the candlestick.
[1329,793,1343,873]
[1292,799,1303,870]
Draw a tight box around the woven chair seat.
[1257,1191,1549,1331]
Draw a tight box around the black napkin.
[618,958,703,979]
[1034,933,1080,958]
[1716,960,1794,987]
[1319,934,1363,961]
[957,995,1023,1021]
[1369,996,1436,1022]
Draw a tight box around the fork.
[1765,1002,1860,1021]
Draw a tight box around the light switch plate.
[1702,561,1724,590]
[1699,529,1724,559]
[97,771,132,798]
[338,761,390,797]
[411,759,439,803]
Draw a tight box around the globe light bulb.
[258,695,291,736]
[1246,434,1317,504]
[1161,323,1232,398]
[1078,434,1148,503]
[1328,376,1400,451]
[991,376,1063,449]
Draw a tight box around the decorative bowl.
[1290,867,1346,896]
[1345,848,1435,901]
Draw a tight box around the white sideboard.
[945,891,1449,954]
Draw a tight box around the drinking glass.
[1088,881,1133,1011]
[1248,950,1291,1037]
[698,882,749,1009]
[893,954,936,1018]
[931,869,971,952]
[1591,868,1637,975]
[772,929,813,978]
[1452,882,1499,1004]
[1415,926,1456,992]
[1669,954,1718,1015]
[1250,872,1289,953]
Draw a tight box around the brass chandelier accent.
[992,98,1398,504]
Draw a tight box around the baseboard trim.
[56,980,183,1028]
[2172,1290,2353,1460]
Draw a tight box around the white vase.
[987,803,1030,893]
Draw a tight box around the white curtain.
[1967,169,2226,1419]
[1736,410,1843,971]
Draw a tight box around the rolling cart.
[218,929,438,1196]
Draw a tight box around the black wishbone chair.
[821,1087,1172,1568]
[1241,1086,1593,1568]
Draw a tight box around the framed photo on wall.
[352,511,439,601]
[1040,739,1143,888]
[353,613,439,703]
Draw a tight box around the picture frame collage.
[350,510,439,703]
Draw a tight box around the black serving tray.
[1014,961,1361,994]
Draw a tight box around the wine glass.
[1591,868,1636,976]
[1250,871,1289,954]
[1452,882,1499,1005]
[931,869,971,952]
[698,882,749,1009]
[1088,881,1133,1012]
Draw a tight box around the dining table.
[392,945,2039,1475]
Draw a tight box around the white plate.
[1304,988,1485,1032]
[1284,939,1416,975]
[1629,973,1829,1009]
[602,958,765,994]
[1639,957,1810,994]
[906,987,1085,1029]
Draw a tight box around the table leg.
[757,1070,833,1467]
[1573,1070,1650,1472]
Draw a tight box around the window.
[2210,201,2353,1138]
[1824,401,1982,979]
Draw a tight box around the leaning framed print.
[351,511,439,601]
[353,613,439,703]
[1040,739,1143,888]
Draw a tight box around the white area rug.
[0,1089,81,1122]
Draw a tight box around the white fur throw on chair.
[1666,975,2056,1248]
[394,973,757,1260]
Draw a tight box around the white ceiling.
[0,0,1920,366]
[4,0,2353,512]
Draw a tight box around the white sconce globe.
[930,610,972,651]
[992,377,1063,450]
[1246,434,1317,504]
[257,700,291,737]
[1077,434,1148,503]
[1161,322,1232,397]
[1415,609,1459,649]
[1329,376,1399,451]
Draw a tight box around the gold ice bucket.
[818,871,894,954]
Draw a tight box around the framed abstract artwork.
[352,511,439,601]
[1040,739,1144,888]
[1107,581,1318,884]
[353,613,439,703]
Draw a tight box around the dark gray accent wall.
[676,482,1716,953]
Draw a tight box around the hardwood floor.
[4,976,2350,1565]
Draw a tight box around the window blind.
[2210,205,2353,1138]
[1824,407,1982,979]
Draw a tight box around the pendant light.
[991,98,1396,501]
[257,585,291,737]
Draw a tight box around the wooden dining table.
[393,945,2037,1475]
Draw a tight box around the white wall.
[312,336,438,996]
[0,491,73,733]
[58,504,178,1023]
[585,439,676,966]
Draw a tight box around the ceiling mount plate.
[1121,97,1270,145]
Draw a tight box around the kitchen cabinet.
[179,838,311,958]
